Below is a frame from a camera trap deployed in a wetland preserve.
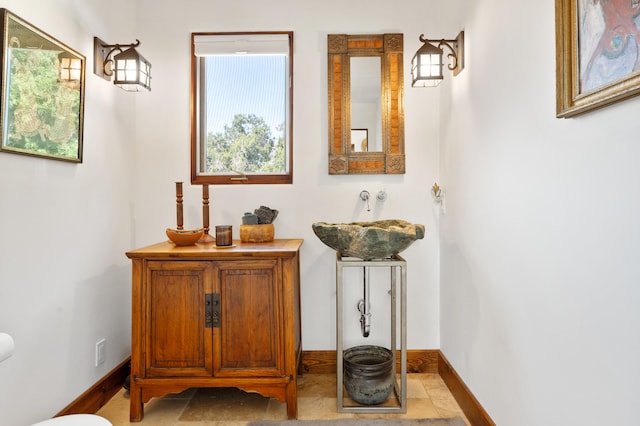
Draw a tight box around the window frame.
[190,31,293,185]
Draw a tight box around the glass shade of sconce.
[112,46,151,91]
[58,53,82,83]
[94,37,151,92]
[412,40,444,87]
[411,31,464,87]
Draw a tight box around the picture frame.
[350,129,368,152]
[0,8,85,162]
[556,0,640,118]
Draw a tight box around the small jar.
[242,212,259,224]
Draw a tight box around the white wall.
[440,1,640,425]
[0,1,137,424]
[132,0,443,351]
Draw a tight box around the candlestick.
[199,184,215,243]
[176,182,183,230]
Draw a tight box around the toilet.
[0,333,113,426]
[31,414,112,426]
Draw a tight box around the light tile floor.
[96,374,470,425]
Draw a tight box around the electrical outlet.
[95,338,106,367]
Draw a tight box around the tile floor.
[96,373,470,425]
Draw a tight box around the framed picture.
[556,0,640,118]
[0,9,85,162]
[350,129,368,152]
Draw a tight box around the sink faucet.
[360,190,371,211]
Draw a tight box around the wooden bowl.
[166,228,204,246]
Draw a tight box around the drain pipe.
[357,266,371,337]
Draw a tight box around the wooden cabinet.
[126,239,303,422]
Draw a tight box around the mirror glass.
[327,33,404,175]
[350,56,381,152]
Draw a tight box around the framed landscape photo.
[0,8,85,162]
[556,0,640,117]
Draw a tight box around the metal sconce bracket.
[419,31,464,76]
[93,37,113,80]
[451,31,464,76]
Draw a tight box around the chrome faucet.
[360,190,371,211]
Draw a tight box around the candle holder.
[199,184,215,243]
[215,225,233,246]
[175,182,183,230]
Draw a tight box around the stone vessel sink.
[312,220,425,260]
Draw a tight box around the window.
[191,32,293,184]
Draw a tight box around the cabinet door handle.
[205,293,220,328]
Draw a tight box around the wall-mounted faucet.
[360,190,371,211]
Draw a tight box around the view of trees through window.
[206,113,285,173]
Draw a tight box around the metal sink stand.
[336,253,407,413]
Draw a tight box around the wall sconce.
[411,31,464,87]
[93,37,151,92]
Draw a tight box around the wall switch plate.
[95,338,106,367]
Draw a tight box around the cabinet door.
[213,259,283,377]
[144,261,213,377]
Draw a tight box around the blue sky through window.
[204,55,286,136]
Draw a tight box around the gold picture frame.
[0,9,85,162]
[556,0,640,118]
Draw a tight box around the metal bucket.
[343,345,394,405]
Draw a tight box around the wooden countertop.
[126,238,303,259]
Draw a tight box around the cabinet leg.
[286,382,298,419]
[129,382,144,422]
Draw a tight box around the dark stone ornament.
[254,206,279,224]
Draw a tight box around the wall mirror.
[327,33,404,174]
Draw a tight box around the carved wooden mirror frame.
[328,33,404,175]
